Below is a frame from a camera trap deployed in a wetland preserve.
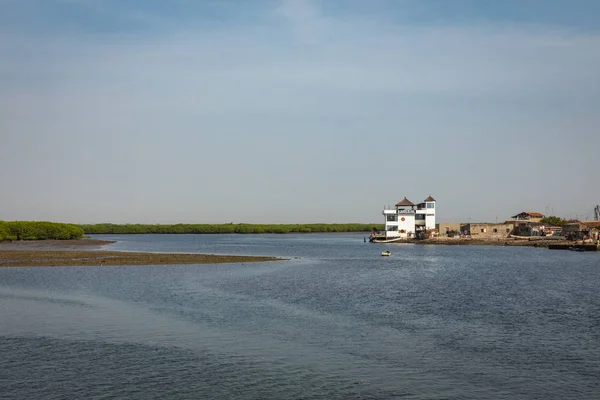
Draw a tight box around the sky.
[1,0,599,224]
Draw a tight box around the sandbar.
[0,240,282,267]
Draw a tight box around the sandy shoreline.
[418,238,557,247]
[372,237,574,247]
[0,239,282,267]
[417,238,594,248]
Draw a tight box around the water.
[1,234,599,399]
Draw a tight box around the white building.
[382,196,436,239]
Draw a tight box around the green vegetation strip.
[539,216,569,226]
[0,221,84,241]
[79,223,384,235]
[0,221,384,240]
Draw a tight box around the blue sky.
[2,1,600,33]
[1,0,599,223]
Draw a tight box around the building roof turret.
[395,197,415,207]
[424,195,436,202]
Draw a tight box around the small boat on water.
[381,250,391,257]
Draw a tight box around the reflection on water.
[1,234,599,399]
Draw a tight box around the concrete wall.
[384,211,416,238]
[437,222,463,236]
[425,201,436,229]
[466,223,514,239]
[384,210,399,236]
[562,223,583,234]
[397,213,415,238]
[512,222,547,236]
[425,214,436,230]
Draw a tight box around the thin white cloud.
[275,0,331,43]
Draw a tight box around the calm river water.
[1,234,599,399]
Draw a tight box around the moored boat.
[371,237,404,243]
[381,250,391,257]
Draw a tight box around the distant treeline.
[0,221,85,241]
[79,223,384,235]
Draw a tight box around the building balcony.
[383,209,416,215]
[397,209,415,215]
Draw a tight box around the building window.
[481,228,485,233]
[493,228,498,233]
[387,226,398,231]
[386,215,397,222]
[506,228,511,233]
[415,214,425,220]
[427,203,435,209]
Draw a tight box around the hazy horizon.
[1,0,599,224]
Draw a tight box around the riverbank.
[419,238,560,247]
[0,239,283,267]
[378,237,593,248]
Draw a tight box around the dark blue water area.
[1,234,599,399]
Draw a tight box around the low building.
[511,221,544,236]
[561,222,582,235]
[564,221,600,241]
[581,221,600,230]
[464,223,514,239]
[509,212,545,222]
